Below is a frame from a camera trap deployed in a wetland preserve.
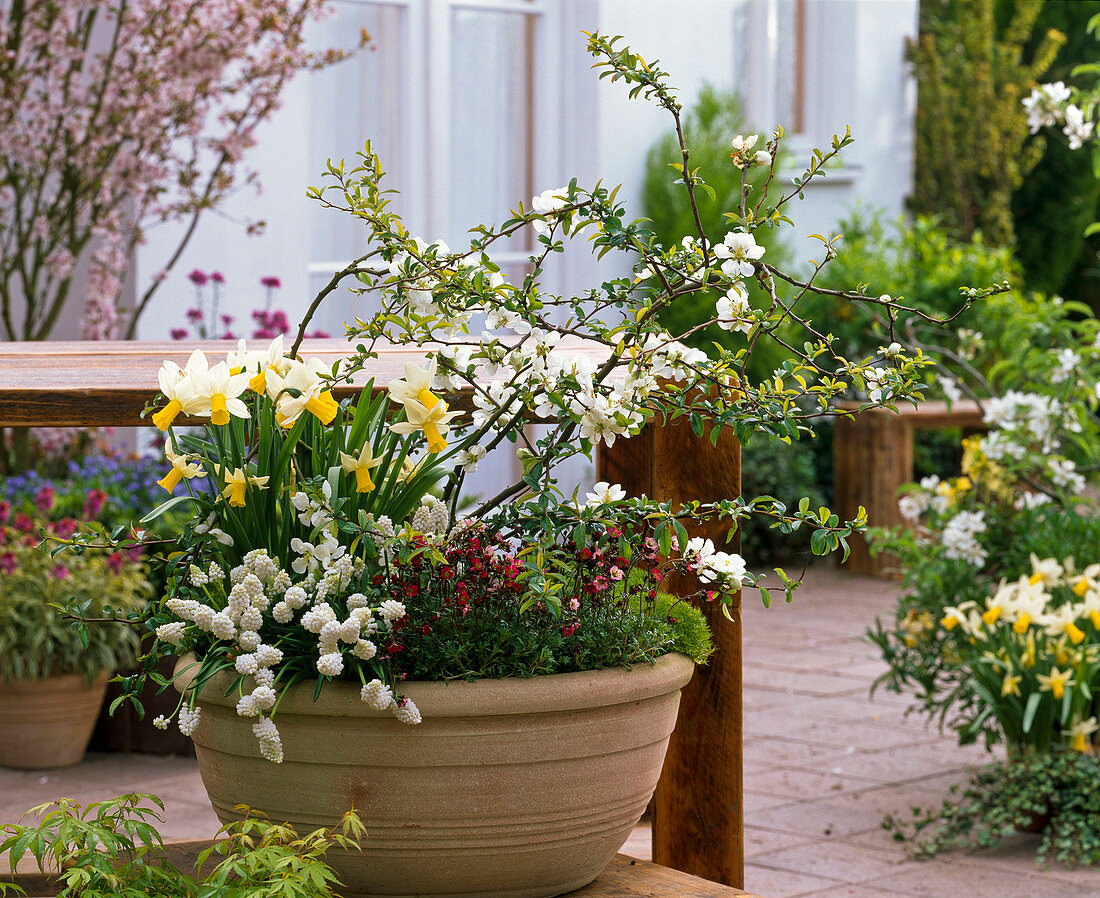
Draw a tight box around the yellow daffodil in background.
[1037,666,1075,700]
[388,358,443,411]
[219,467,270,508]
[190,360,251,426]
[1029,554,1064,587]
[1042,604,1087,645]
[158,441,204,492]
[1001,673,1022,697]
[389,397,460,454]
[396,456,426,484]
[1064,717,1098,753]
[340,445,384,493]
[941,606,968,632]
[267,358,339,426]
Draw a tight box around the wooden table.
[833,400,985,577]
[0,339,746,890]
[3,848,765,897]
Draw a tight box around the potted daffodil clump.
[69,33,974,898]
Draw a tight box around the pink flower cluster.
[0,1,348,341]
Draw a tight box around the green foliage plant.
[908,0,1065,246]
[0,793,365,898]
[885,752,1100,868]
[0,520,149,684]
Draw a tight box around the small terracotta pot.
[175,653,694,898]
[0,672,109,769]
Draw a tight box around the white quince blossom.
[585,481,626,507]
[1051,348,1081,384]
[882,342,903,359]
[1063,104,1095,150]
[713,231,765,278]
[1023,81,1071,132]
[457,445,486,473]
[531,186,571,235]
[715,283,752,334]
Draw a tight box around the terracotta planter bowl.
[174,653,694,898]
[0,671,109,769]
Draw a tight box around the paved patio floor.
[4,565,1100,896]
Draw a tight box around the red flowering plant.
[170,271,330,342]
[362,522,713,685]
[0,512,151,687]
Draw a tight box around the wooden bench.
[0,339,748,894]
[833,400,985,577]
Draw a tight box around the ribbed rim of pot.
[173,652,694,718]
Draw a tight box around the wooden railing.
[0,339,748,895]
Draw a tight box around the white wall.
[135,0,918,340]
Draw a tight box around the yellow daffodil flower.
[1013,612,1032,635]
[1001,673,1022,697]
[158,442,204,492]
[189,361,251,426]
[941,607,967,632]
[219,467,270,508]
[388,358,443,411]
[1037,666,1074,700]
[267,358,340,426]
[1065,717,1099,753]
[1022,633,1036,669]
[390,396,461,454]
[339,445,384,493]
[1043,605,1087,646]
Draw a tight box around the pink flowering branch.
[0,0,353,342]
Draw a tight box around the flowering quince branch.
[54,33,1008,762]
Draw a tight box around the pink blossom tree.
[0,0,350,342]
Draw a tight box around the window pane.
[448,9,532,255]
[309,2,406,265]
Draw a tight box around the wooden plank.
[0,338,613,427]
[834,401,986,577]
[600,413,743,888]
[3,847,763,897]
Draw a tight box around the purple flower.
[261,275,281,289]
[188,269,208,286]
[33,485,55,515]
[170,327,189,340]
[220,313,234,325]
[50,564,70,580]
[186,308,203,323]
[307,329,331,339]
[211,271,226,284]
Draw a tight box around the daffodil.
[158,442,204,492]
[1001,673,1022,697]
[266,358,340,426]
[1028,554,1063,587]
[190,361,251,426]
[388,358,443,411]
[340,445,384,493]
[1021,633,1037,668]
[389,397,461,454]
[941,606,967,632]
[240,335,291,394]
[1042,604,1087,645]
[1064,716,1098,753]
[1037,666,1075,700]
[219,467,270,508]
[152,352,204,431]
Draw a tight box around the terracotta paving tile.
[871,860,1100,897]
[748,840,924,884]
[742,863,845,898]
[745,765,882,801]
[746,799,883,839]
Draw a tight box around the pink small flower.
[107,552,124,574]
[609,566,623,581]
[186,308,203,323]
[170,328,189,340]
[260,276,281,289]
[211,271,226,284]
[220,313,234,325]
[34,486,56,515]
[83,488,108,520]
[51,519,79,540]
[0,553,16,574]
[0,501,9,525]
[307,329,331,338]
[51,564,70,580]
[187,269,208,286]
